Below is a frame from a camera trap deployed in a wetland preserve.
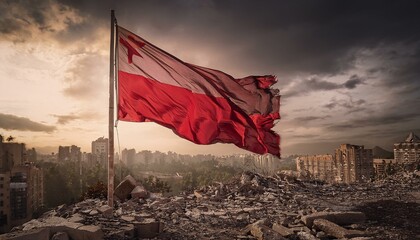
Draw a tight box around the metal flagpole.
[108,9,116,207]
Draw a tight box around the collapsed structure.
[297,144,373,183]
[297,132,420,183]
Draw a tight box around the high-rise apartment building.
[91,137,108,165]
[1,143,26,167]
[58,145,81,162]
[121,148,136,166]
[0,172,10,233]
[58,146,70,161]
[10,164,44,227]
[0,138,44,233]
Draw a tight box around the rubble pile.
[2,171,419,240]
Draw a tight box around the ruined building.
[394,132,420,168]
[373,159,395,178]
[296,154,336,182]
[335,144,373,183]
[296,144,373,183]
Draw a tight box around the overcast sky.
[0,0,419,156]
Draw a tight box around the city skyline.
[1,1,420,156]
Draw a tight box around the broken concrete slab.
[272,223,294,237]
[297,231,319,240]
[243,219,286,240]
[51,232,69,240]
[77,225,104,240]
[97,205,113,218]
[302,211,366,228]
[67,213,84,223]
[121,215,135,222]
[313,219,366,239]
[133,218,163,238]
[131,185,148,199]
[0,228,49,240]
[114,175,137,201]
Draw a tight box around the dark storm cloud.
[323,97,366,110]
[293,115,331,122]
[0,113,56,133]
[343,75,364,89]
[0,0,84,42]
[51,0,420,76]
[325,112,418,131]
[283,75,365,97]
[379,46,420,92]
[3,0,420,77]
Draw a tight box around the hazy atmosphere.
[1,0,419,155]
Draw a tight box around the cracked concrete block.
[98,205,113,218]
[134,218,163,238]
[131,185,148,199]
[115,175,137,201]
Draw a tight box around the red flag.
[117,26,281,157]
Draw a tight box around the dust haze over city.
[0,1,420,240]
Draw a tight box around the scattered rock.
[244,219,286,240]
[313,219,367,239]
[297,231,319,240]
[302,211,366,228]
[131,185,148,199]
[272,223,294,237]
[134,218,164,238]
[0,228,50,240]
[67,213,84,223]
[51,232,69,240]
[97,205,113,218]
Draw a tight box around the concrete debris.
[130,186,148,200]
[272,223,294,237]
[243,219,286,240]
[97,205,113,218]
[133,218,163,238]
[50,232,69,240]
[301,211,366,228]
[1,228,50,240]
[313,218,367,238]
[296,231,319,240]
[1,170,419,239]
[114,175,138,201]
